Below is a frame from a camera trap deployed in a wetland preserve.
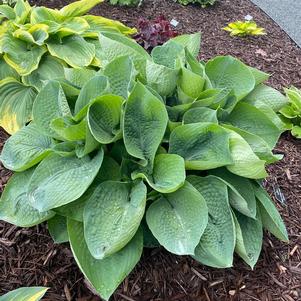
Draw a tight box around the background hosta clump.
[0,0,136,134]
[0,31,289,300]
[175,0,216,7]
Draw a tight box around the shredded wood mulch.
[1,0,301,300]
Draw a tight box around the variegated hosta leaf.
[0,123,53,171]
[47,35,95,68]
[188,175,235,268]
[0,169,54,227]
[0,5,16,20]
[13,24,49,46]
[14,0,31,24]
[169,122,233,170]
[132,153,186,193]
[0,77,37,134]
[30,6,63,24]
[0,287,48,301]
[68,219,143,301]
[123,82,168,166]
[0,58,19,80]
[146,181,208,255]
[28,150,104,212]
[88,94,123,144]
[56,17,90,39]
[59,0,104,18]
[48,214,69,244]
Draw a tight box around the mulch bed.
[1,0,301,300]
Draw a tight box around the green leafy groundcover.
[0,31,289,300]
[0,0,136,134]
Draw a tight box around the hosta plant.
[0,0,136,134]
[0,287,48,301]
[279,86,301,138]
[109,0,142,6]
[0,32,289,300]
[223,20,266,37]
[175,0,216,7]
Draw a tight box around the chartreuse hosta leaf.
[169,122,233,170]
[0,287,48,301]
[0,123,52,171]
[205,56,255,100]
[48,214,69,243]
[233,210,262,269]
[68,220,143,301]
[84,180,146,259]
[132,153,185,193]
[0,77,37,134]
[187,176,235,268]
[0,169,54,227]
[123,82,168,166]
[146,181,208,255]
[254,183,288,242]
[28,150,104,212]
[32,80,71,138]
[88,94,123,144]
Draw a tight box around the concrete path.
[250,0,301,47]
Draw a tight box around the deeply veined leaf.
[0,123,52,171]
[47,35,95,68]
[0,58,19,80]
[146,181,208,255]
[13,24,49,46]
[169,122,233,170]
[64,67,96,88]
[0,287,48,301]
[254,183,288,242]
[233,210,262,269]
[88,94,123,144]
[75,124,99,158]
[68,220,143,301]
[56,17,90,39]
[60,0,103,18]
[84,180,146,259]
[0,169,54,227]
[30,6,63,24]
[205,56,255,100]
[0,77,37,134]
[28,150,104,212]
[32,80,71,138]
[48,214,69,243]
[188,176,235,268]
[123,82,168,166]
[132,153,186,193]
[172,32,201,58]
[183,107,218,124]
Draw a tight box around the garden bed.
[0,0,301,300]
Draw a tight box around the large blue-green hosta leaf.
[0,77,37,134]
[123,82,168,166]
[172,32,201,58]
[0,169,54,227]
[64,67,97,88]
[68,220,143,301]
[0,287,48,301]
[146,181,208,255]
[28,150,104,212]
[84,180,146,259]
[183,107,218,124]
[0,123,53,171]
[48,214,69,243]
[188,176,235,268]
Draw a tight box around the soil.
[1,0,301,300]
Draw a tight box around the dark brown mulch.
[1,0,301,300]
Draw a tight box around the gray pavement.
[250,0,301,47]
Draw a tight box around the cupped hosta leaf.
[103,56,136,98]
[188,176,235,268]
[64,67,97,88]
[205,56,255,100]
[74,75,109,117]
[292,125,301,138]
[88,94,123,144]
[30,6,63,23]
[0,123,52,171]
[75,125,99,158]
[123,82,168,166]
[248,66,269,85]
[60,0,103,18]
[254,184,288,242]
[13,24,49,46]
[3,35,46,76]
[48,214,69,243]
[32,80,71,138]
[56,17,90,39]
[68,219,143,301]
[226,129,267,179]
[132,153,185,193]
[0,77,37,134]
[47,35,95,68]
[226,102,281,149]
[84,180,146,259]
[28,150,104,212]
[172,32,201,58]
[183,107,218,124]
[0,169,54,227]
[22,55,65,91]
[210,169,256,218]
[0,287,48,301]
[233,210,262,269]
[146,181,208,255]
[0,58,19,80]
[169,122,233,170]
[243,84,288,112]
[14,0,31,24]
